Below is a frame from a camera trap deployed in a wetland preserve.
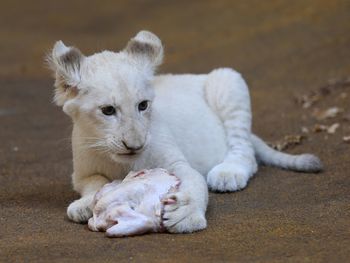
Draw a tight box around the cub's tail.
[251,134,323,172]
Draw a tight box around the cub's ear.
[125,31,163,69]
[47,41,85,106]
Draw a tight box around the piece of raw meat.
[88,168,180,237]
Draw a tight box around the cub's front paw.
[162,192,207,233]
[67,197,93,223]
[207,162,252,192]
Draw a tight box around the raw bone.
[88,168,180,237]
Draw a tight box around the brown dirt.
[0,1,349,262]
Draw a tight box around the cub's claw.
[162,192,206,233]
[67,197,93,223]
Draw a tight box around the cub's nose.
[122,141,144,152]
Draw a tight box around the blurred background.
[1,0,349,78]
[1,0,349,262]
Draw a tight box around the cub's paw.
[207,162,252,192]
[67,197,93,223]
[162,192,207,233]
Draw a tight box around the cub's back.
[152,74,227,175]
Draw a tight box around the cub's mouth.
[117,146,146,157]
[110,150,144,163]
[113,137,149,160]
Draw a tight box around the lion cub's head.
[48,31,163,163]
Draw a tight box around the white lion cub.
[48,31,322,233]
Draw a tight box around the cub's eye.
[101,106,116,116]
[138,100,149,111]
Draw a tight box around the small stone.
[343,112,350,122]
[340,92,347,99]
[301,94,320,109]
[318,86,331,96]
[301,127,309,133]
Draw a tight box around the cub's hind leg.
[204,68,257,192]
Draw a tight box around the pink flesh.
[88,168,180,237]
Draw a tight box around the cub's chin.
[109,152,142,164]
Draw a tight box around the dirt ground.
[1,0,349,262]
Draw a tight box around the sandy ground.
[0,1,349,262]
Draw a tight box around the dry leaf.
[327,123,340,134]
[269,135,305,151]
[296,94,320,109]
[343,136,350,143]
[312,124,328,133]
[312,123,340,134]
[326,77,350,89]
[297,78,350,110]
[312,107,343,120]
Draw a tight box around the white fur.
[48,31,322,233]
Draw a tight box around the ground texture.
[0,1,349,262]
